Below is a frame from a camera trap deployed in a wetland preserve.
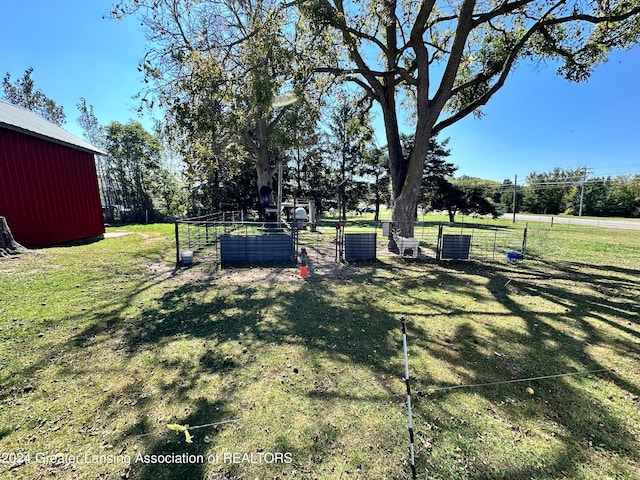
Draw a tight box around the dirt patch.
[168,243,381,284]
[104,232,134,238]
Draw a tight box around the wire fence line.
[174,215,528,267]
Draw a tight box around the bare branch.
[429,14,461,26]
[267,105,290,136]
[394,67,419,86]
[544,7,640,26]
[345,76,380,101]
[433,0,639,134]
[430,0,478,123]
[171,0,195,51]
[332,0,385,97]
[472,0,537,27]
[314,66,388,77]
[410,0,437,41]
[343,25,389,54]
[449,72,492,98]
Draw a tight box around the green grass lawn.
[1,220,639,479]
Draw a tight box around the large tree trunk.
[246,118,277,221]
[255,142,276,221]
[0,216,28,257]
[383,107,430,238]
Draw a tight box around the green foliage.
[520,168,640,218]
[425,180,499,222]
[326,90,376,218]
[2,68,65,126]
[113,0,326,217]
[522,168,584,215]
[296,0,640,231]
[104,121,163,222]
[565,174,640,217]
[497,178,525,214]
[298,0,346,31]
[417,140,500,222]
[359,147,391,220]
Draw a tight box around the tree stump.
[0,216,28,257]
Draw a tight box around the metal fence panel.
[344,233,377,260]
[440,234,472,259]
[220,234,292,263]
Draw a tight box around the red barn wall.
[0,128,104,248]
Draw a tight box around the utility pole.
[578,167,587,217]
[512,174,517,224]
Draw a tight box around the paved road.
[502,213,640,230]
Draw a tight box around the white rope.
[127,419,240,441]
[425,368,616,395]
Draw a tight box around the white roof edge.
[0,100,106,156]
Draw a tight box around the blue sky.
[3,0,639,182]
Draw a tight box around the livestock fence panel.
[435,223,528,261]
[174,214,528,267]
[175,215,292,267]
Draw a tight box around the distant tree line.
[450,168,640,218]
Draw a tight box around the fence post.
[401,317,417,480]
[175,221,180,268]
[436,224,443,260]
[292,221,298,263]
[522,223,528,257]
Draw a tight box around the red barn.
[0,101,105,248]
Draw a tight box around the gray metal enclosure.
[220,233,293,264]
[344,233,377,261]
[439,234,472,260]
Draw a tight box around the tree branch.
[449,72,492,98]
[433,0,640,134]
[430,0,478,123]
[394,67,419,86]
[171,0,195,51]
[343,25,389,55]
[314,66,388,77]
[333,0,385,98]
[472,0,537,27]
[410,0,437,41]
[267,106,290,137]
[544,7,640,26]
[345,76,380,101]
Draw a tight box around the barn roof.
[0,100,105,155]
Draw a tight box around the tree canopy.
[111,0,324,220]
[2,68,66,126]
[111,0,640,228]
[297,0,640,233]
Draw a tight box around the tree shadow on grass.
[55,269,410,478]
[0,267,178,403]
[0,427,11,442]
[408,257,640,478]
[70,271,406,380]
[4,250,638,479]
[119,397,234,480]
